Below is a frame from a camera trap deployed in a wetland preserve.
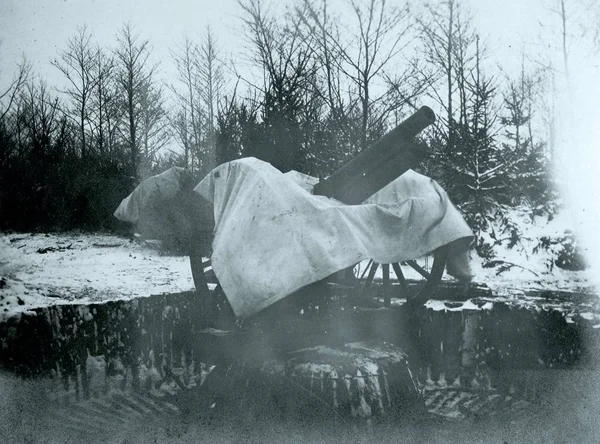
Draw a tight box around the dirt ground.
[2,368,600,444]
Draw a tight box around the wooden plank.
[364,262,379,289]
[382,264,391,308]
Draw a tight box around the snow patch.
[424,299,494,312]
[469,207,598,295]
[0,232,196,321]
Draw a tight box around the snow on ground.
[361,207,597,297]
[468,207,598,296]
[0,232,195,320]
[0,206,597,321]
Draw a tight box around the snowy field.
[0,207,597,321]
[0,232,196,320]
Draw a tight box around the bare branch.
[0,56,32,121]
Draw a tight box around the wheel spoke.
[355,247,449,308]
[364,262,379,288]
[405,260,431,280]
[391,263,407,289]
[382,264,390,307]
[382,264,390,282]
[359,259,374,280]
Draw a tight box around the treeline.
[0,24,171,231]
[0,0,555,245]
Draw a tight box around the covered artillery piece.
[111,103,473,344]
[109,105,475,422]
[0,108,594,428]
[178,107,454,419]
[174,106,468,420]
[189,105,454,316]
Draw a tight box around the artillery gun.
[187,105,457,323]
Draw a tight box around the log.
[313,106,436,204]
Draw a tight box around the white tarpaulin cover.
[114,166,186,224]
[194,157,473,318]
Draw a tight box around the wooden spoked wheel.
[359,245,449,307]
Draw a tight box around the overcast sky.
[0,0,582,131]
[0,0,241,86]
[0,0,561,87]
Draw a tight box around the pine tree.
[500,61,550,206]
[215,90,261,165]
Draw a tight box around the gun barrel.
[313,106,435,204]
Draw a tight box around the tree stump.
[195,340,427,424]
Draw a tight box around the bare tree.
[536,0,598,161]
[90,46,117,158]
[539,0,600,77]
[51,25,97,158]
[0,56,25,169]
[559,0,570,79]
[171,108,192,168]
[300,0,416,151]
[238,0,320,171]
[1,54,31,122]
[114,23,157,180]
[239,0,317,109]
[418,0,477,150]
[0,50,31,168]
[170,35,203,173]
[297,1,343,114]
[19,79,69,158]
[138,77,171,178]
[170,28,225,176]
[539,0,571,80]
[294,0,358,168]
[197,25,225,174]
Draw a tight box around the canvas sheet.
[114,166,186,224]
[194,157,473,318]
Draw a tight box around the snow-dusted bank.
[0,232,195,320]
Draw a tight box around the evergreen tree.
[500,62,550,206]
[215,90,261,166]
